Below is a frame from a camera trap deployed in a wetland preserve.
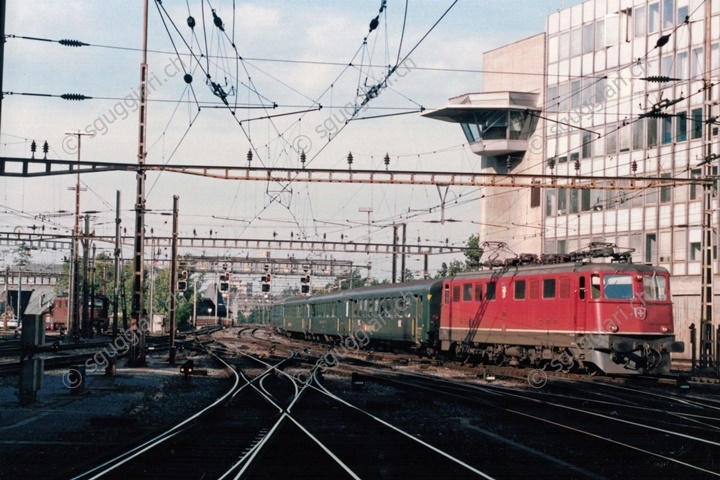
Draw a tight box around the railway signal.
[177,270,188,292]
[220,272,230,292]
[301,274,310,294]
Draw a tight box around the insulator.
[187,16,196,29]
[631,160,638,174]
[369,16,379,32]
[42,141,49,154]
[60,93,89,101]
[30,140,37,154]
[384,152,390,170]
[247,149,253,165]
[212,10,224,31]
[574,159,580,174]
[347,152,353,169]
[641,76,678,82]
[656,34,670,48]
[300,150,307,168]
[506,156,512,171]
[59,39,88,47]
[548,157,555,170]
[643,111,671,118]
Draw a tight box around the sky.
[0,0,585,283]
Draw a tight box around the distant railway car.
[440,261,683,375]
[273,279,443,354]
[51,295,110,333]
[268,244,684,376]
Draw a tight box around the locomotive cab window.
[591,274,601,299]
[643,274,667,300]
[603,274,633,299]
[514,280,526,300]
[463,283,472,301]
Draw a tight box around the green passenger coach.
[271,279,443,354]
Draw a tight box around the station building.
[425,0,720,359]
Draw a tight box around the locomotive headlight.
[660,326,668,333]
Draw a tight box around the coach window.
[453,285,461,302]
[591,274,601,299]
[514,280,526,300]
[543,278,556,298]
[486,282,497,300]
[474,283,483,301]
[463,283,473,301]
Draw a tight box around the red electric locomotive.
[439,244,684,375]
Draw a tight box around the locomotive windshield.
[643,274,668,300]
[602,274,633,299]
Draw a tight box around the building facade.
[427,0,720,360]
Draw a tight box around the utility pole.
[129,0,149,367]
[392,225,398,283]
[0,0,6,135]
[65,130,93,342]
[112,191,121,339]
[699,0,715,372]
[168,195,179,365]
[82,215,91,338]
[401,223,407,282]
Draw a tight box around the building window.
[649,3,660,33]
[595,19,605,49]
[690,242,701,261]
[677,4,688,25]
[662,116,673,144]
[582,132,592,158]
[692,108,703,139]
[531,186,541,208]
[569,189,579,214]
[647,117,658,147]
[676,51,688,80]
[660,173,672,203]
[558,188,568,215]
[676,111,687,142]
[571,80,581,109]
[692,47,704,78]
[571,27,581,57]
[635,5,646,37]
[595,77,606,104]
[690,169,702,200]
[605,14,620,46]
[662,0,674,30]
[546,189,557,217]
[581,189,591,211]
[606,125,617,154]
[646,233,657,264]
[632,120,644,150]
[559,31,570,60]
[619,125,630,152]
[583,23,594,54]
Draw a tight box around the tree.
[436,234,482,277]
